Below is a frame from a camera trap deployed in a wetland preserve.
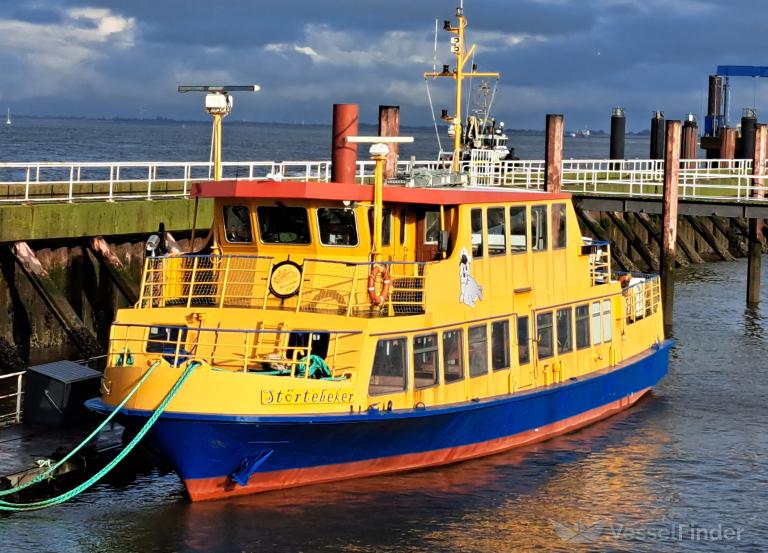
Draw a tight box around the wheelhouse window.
[369,338,407,395]
[147,326,187,353]
[553,203,567,249]
[556,307,573,354]
[413,333,439,389]
[471,208,484,257]
[468,325,489,377]
[603,300,613,342]
[576,304,591,349]
[510,206,527,253]
[517,316,530,365]
[223,205,253,243]
[531,205,548,251]
[443,329,464,383]
[491,320,511,371]
[257,206,310,244]
[487,207,506,256]
[383,208,392,246]
[317,207,358,246]
[536,311,554,359]
[424,210,440,244]
[592,301,602,345]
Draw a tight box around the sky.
[1,0,768,131]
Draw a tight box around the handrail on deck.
[138,254,427,317]
[0,371,25,426]
[620,274,661,323]
[109,323,361,377]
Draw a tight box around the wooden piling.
[661,120,681,326]
[684,216,735,261]
[378,106,400,180]
[719,127,737,159]
[710,216,748,257]
[747,123,766,305]
[87,237,139,304]
[633,213,690,267]
[606,211,659,271]
[10,242,100,358]
[545,114,564,193]
[574,206,638,272]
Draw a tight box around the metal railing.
[0,371,25,426]
[621,275,662,323]
[109,323,361,377]
[583,240,611,286]
[2,157,767,204]
[138,254,427,316]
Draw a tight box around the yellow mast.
[424,6,500,173]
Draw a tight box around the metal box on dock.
[23,361,100,426]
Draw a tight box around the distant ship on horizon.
[5,108,11,125]
[570,128,590,138]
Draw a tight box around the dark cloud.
[1,0,767,131]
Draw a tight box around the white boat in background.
[5,108,11,125]
[570,128,590,138]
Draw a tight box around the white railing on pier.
[0,158,766,204]
[0,371,24,426]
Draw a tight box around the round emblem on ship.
[269,260,302,299]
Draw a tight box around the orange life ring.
[367,264,391,306]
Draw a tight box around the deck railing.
[0,371,25,426]
[622,275,662,323]
[138,254,427,317]
[2,158,768,204]
[109,323,361,377]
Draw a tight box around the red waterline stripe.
[184,388,651,502]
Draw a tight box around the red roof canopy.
[192,180,571,205]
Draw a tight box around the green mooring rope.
[0,360,199,512]
[0,360,163,499]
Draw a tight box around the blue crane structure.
[706,65,768,136]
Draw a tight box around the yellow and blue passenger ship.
[87,173,670,501]
[87,7,669,502]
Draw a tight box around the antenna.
[177,84,260,181]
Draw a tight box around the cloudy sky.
[1,0,767,130]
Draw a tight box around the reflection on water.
[2,259,768,552]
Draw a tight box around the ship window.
[147,326,187,353]
[413,333,439,389]
[531,205,548,251]
[367,208,392,247]
[383,209,392,246]
[443,329,464,383]
[575,304,591,349]
[468,325,489,377]
[603,300,613,342]
[318,208,358,246]
[369,337,407,395]
[592,301,602,345]
[223,205,253,243]
[487,207,506,256]
[556,307,573,354]
[536,311,554,359]
[553,203,567,249]
[510,206,527,253]
[424,210,440,244]
[471,208,483,257]
[399,209,407,245]
[257,206,311,244]
[517,316,530,365]
[491,320,511,371]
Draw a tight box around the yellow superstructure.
[101,182,664,418]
